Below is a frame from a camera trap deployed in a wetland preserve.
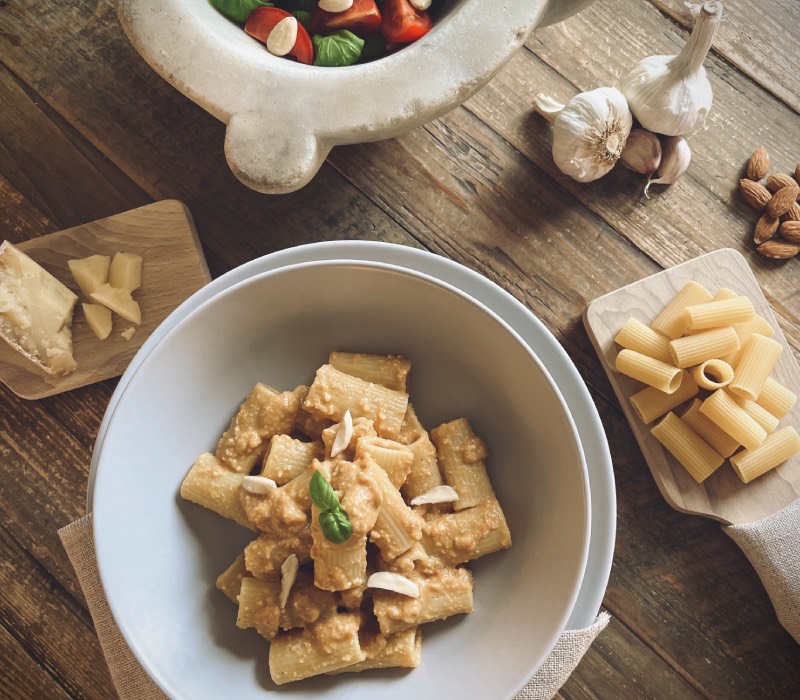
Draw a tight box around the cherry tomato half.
[245,7,315,65]
[380,0,433,44]
[310,0,382,38]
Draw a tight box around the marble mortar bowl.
[116,0,594,194]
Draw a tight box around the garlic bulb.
[532,87,633,183]
[619,1,723,136]
[621,129,662,177]
[644,136,692,196]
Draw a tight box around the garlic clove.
[619,1,723,136]
[644,136,692,196]
[535,87,632,183]
[621,129,662,176]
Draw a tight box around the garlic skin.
[621,129,662,176]
[533,87,633,183]
[619,1,723,136]
[645,136,692,196]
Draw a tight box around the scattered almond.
[754,213,779,245]
[242,475,278,494]
[410,485,459,506]
[739,179,772,209]
[279,554,299,610]
[784,202,800,222]
[796,163,800,184]
[766,173,799,195]
[366,572,420,598]
[329,409,353,458]
[746,146,770,180]
[266,16,298,57]
[767,185,800,218]
[779,221,800,244]
[757,240,800,259]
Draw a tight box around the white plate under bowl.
[93,259,589,700]
[88,241,615,632]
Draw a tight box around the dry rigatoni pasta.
[730,427,800,483]
[614,317,673,364]
[756,377,797,419]
[629,370,699,424]
[651,281,713,339]
[616,349,683,393]
[683,296,754,331]
[650,412,724,482]
[680,399,740,458]
[690,358,734,390]
[730,394,780,434]
[729,333,783,401]
[669,326,740,369]
[699,390,767,451]
[723,313,776,366]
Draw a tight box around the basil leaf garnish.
[291,9,312,30]
[319,508,354,544]
[309,470,340,512]
[312,30,364,68]
[210,0,273,24]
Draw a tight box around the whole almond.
[754,213,779,244]
[747,146,770,180]
[795,163,800,184]
[780,220,800,244]
[739,179,772,209]
[757,240,800,259]
[784,202,800,222]
[767,185,800,217]
[766,173,799,194]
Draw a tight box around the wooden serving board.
[1,200,210,399]
[584,248,800,525]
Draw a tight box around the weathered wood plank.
[0,622,73,700]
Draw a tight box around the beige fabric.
[725,499,800,644]
[60,513,607,699]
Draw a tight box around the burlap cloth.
[724,498,800,644]
[59,513,609,700]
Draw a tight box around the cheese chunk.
[68,254,110,297]
[0,241,78,375]
[82,303,112,340]
[90,283,142,325]
[108,252,143,292]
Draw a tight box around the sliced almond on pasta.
[242,475,278,494]
[367,572,420,598]
[279,554,299,610]
[329,409,353,458]
[410,485,459,506]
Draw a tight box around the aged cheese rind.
[0,241,78,375]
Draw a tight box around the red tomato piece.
[245,7,314,65]
[380,0,433,43]
[309,0,382,38]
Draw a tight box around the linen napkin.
[724,498,800,644]
[59,514,609,700]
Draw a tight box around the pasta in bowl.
[92,260,589,699]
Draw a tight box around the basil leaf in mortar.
[319,508,354,544]
[211,0,273,24]
[292,9,312,30]
[313,30,364,68]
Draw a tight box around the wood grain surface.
[1,0,799,698]
[585,248,800,524]
[1,200,210,399]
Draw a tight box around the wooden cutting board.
[0,200,210,399]
[584,248,800,525]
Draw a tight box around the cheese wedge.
[108,252,143,292]
[0,241,78,375]
[68,254,110,297]
[82,303,112,340]
[90,283,142,324]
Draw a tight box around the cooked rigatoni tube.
[372,567,474,635]
[723,314,776,366]
[365,456,423,560]
[729,394,780,434]
[402,433,444,502]
[613,318,673,365]
[321,417,377,461]
[269,612,366,684]
[311,520,368,592]
[629,371,699,424]
[294,385,333,439]
[328,352,411,392]
[699,390,767,451]
[730,427,800,484]
[690,358,734,390]
[354,436,413,490]
[430,418,494,511]
[756,377,797,419]
[303,364,409,439]
[244,529,312,578]
[669,326,740,369]
[236,576,281,639]
[216,552,248,604]
[615,349,683,393]
[728,333,783,401]
[683,296,754,331]
[180,453,254,529]
[651,281,713,339]
[215,384,303,473]
[681,399,740,458]
[397,403,426,445]
[328,626,422,674]
[279,569,339,631]
[650,412,724,483]
[421,497,511,566]
[261,434,324,484]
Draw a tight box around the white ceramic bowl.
[115,0,593,193]
[93,260,590,699]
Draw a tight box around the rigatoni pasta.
[728,333,783,401]
[690,358,734,390]
[650,281,712,339]
[629,370,699,424]
[180,352,512,685]
[730,427,800,483]
[756,377,797,420]
[669,326,740,369]
[683,296,754,331]
[616,348,683,393]
[614,317,673,364]
[650,411,724,482]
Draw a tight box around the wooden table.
[1,0,799,697]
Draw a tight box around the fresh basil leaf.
[312,30,364,68]
[319,507,353,544]
[309,470,340,512]
[292,9,312,30]
[210,0,273,24]
[358,33,386,63]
